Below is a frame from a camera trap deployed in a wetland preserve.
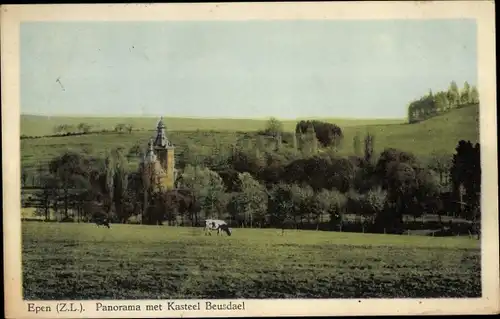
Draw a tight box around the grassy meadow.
[20,104,479,174]
[21,114,405,137]
[22,222,481,299]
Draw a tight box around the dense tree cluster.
[22,86,481,236]
[50,122,134,136]
[408,81,479,123]
[295,120,343,148]
[25,125,480,236]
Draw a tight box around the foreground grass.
[22,222,481,299]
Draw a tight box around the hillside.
[20,114,405,137]
[338,104,480,157]
[20,104,479,174]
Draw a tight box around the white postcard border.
[2,2,498,318]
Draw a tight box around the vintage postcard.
[2,1,499,318]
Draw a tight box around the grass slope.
[21,114,405,137]
[20,105,479,173]
[22,222,480,299]
[337,104,479,157]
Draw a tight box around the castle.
[139,117,177,191]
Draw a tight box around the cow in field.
[204,219,232,236]
[93,215,111,228]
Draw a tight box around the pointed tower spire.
[154,117,172,148]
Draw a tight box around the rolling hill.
[20,114,405,137]
[337,104,480,157]
[20,104,479,174]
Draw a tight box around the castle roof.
[157,117,166,129]
[141,138,157,164]
[153,117,174,149]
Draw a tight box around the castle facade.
[139,118,177,191]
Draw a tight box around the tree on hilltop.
[114,123,127,133]
[265,117,284,138]
[460,81,471,105]
[447,81,460,108]
[77,122,92,134]
[470,86,480,104]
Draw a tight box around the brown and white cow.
[204,219,232,236]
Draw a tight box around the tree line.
[51,123,135,136]
[407,81,479,124]
[21,123,140,140]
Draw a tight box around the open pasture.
[21,114,405,137]
[22,222,481,299]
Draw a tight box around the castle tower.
[143,138,157,164]
[152,117,176,190]
[140,138,166,190]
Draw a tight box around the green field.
[22,222,481,299]
[21,114,405,137]
[20,105,480,173]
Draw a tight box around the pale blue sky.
[21,20,477,119]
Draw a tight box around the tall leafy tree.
[363,187,387,226]
[292,133,298,150]
[229,172,268,227]
[35,173,60,221]
[48,152,93,219]
[447,81,460,108]
[469,85,480,104]
[353,134,361,156]
[127,143,143,161]
[312,189,345,229]
[302,123,318,156]
[450,140,481,220]
[112,148,130,223]
[104,150,116,216]
[363,132,375,163]
[77,122,91,134]
[374,149,421,228]
[289,183,314,226]
[428,151,452,186]
[327,190,347,231]
[265,117,284,138]
[460,81,471,105]
[434,91,450,112]
[267,182,294,227]
[179,165,226,220]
